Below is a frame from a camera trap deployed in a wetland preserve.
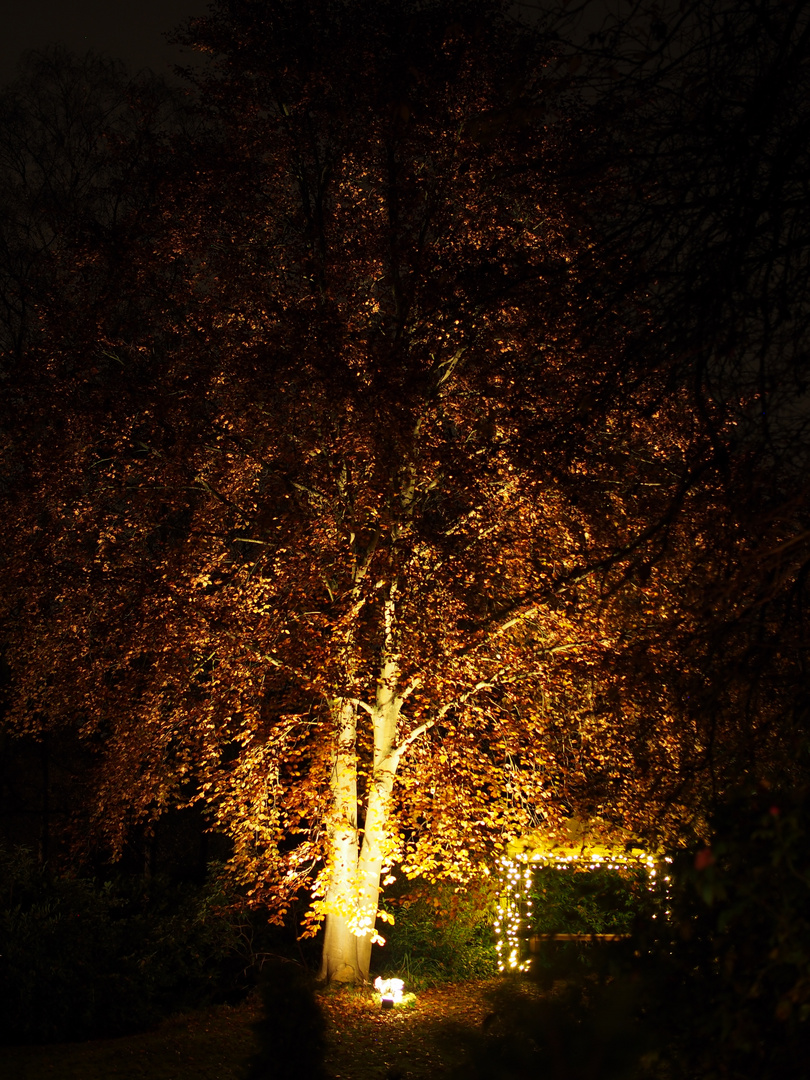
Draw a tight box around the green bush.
[374,875,499,987]
[521,862,657,984]
[526,863,654,936]
[0,846,259,1043]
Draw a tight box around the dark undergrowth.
[4,784,810,1078]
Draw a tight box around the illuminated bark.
[319,698,362,983]
[319,587,406,982]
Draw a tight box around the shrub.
[527,863,654,936]
[0,846,260,1043]
[245,960,329,1080]
[374,874,498,987]
[450,971,653,1080]
[521,862,657,985]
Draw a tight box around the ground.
[3,977,519,1080]
[322,977,510,1079]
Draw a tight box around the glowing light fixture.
[374,976,404,1008]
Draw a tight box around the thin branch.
[193,478,255,523]
[394,718,435,756]
[394,676,498,757]
[397,677,422,705]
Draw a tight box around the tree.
[561,0,810,690]
[0,47,187,366]
[517,0,810,805]
[0,47,194,863]
[0,0,769,984]
[636,1,810,798]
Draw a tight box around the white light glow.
[374,976,404,1004]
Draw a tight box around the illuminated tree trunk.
[354,746,401,979]
[319,697,362,983]
[320,585,404,984]
[356,621,402,979]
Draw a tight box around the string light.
[495,845,671,972]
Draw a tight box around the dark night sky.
[0,2,627,85]
[0,0,210,84]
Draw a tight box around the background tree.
[556,0,810,770]
[0,47,186,364]
[0,47,195,863]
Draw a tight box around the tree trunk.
[320,587,402,984]
[319,697,362,983]
[355,748,399,979]
[355,633,401,978]
[319,909,362,984]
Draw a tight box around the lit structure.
[494,841,673,972]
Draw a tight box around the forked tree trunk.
[319,749,399,984]
[319,588,403,984]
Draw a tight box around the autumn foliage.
[2,0,808,983]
